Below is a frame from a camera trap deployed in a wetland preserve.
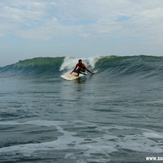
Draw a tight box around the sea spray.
[59,57,79,72]
[59,56,100,72]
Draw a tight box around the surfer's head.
[78,59,82,63]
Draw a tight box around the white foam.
[0,120,67,127]
[143,132,163,139]
[59,56,101,73]
[0,121,20,125]
[0,122,83,155]
[83,56,101,69]
[0,120,163,162]
[23,120,67,127]
[0,120,117,160]
[116,134,163,153]
[60,57,79,72]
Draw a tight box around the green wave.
[1,55,163,78]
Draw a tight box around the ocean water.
[0,55,163,163]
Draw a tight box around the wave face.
[95,55,163,78]
[0,57,64,77]
[0,55,163,79]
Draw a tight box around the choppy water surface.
[0,56,163,162]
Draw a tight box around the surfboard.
[61,73,85,80]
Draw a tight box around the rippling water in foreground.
[0,56,163,162]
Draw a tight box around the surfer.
[70,59,94,76]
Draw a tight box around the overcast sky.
[0,0,163,66]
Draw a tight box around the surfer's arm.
[85,67,94,74]
[70,64,78,74]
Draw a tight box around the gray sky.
[0,0,163,66]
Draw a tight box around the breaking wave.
[0,55,163,79]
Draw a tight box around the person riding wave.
[70,59,94,76]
